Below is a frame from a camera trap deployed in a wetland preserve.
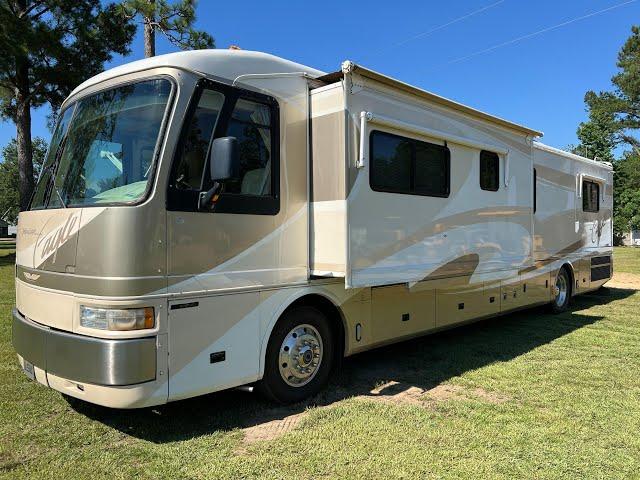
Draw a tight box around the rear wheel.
[550,267,571,312]
[259,306,334,404]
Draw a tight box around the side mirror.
[199,136,238,210]
[210,136,238,182]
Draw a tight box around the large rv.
[12,50,613,408]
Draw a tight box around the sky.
[1,0,639,155]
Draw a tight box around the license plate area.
[22,359,35,381]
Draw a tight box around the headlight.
[80,306,155,331]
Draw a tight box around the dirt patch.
[237,382,509,448]
[606,272,640,290]
[0,451,25,473]
[369,381,427,406]
[367,381,509,406]
[425,384,509,404]
[240,412,305,447]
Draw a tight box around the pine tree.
[0,1,136,210]
[119,0,214,58]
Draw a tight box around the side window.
[370,130,449,197]
[480,150,499,191]
[370,132,412,192]
[173,89,225,190]
[582,180,599,212]
[222,98,273,196]
[168,81,280,215]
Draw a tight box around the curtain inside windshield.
[40,78,172,208]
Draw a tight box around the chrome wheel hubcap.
[279,324,323,387]
[555,273,568,307]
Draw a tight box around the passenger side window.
[480,150,499,191]
[582,180,599,212]
[370,130,449,197]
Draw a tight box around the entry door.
[166,78,307,294]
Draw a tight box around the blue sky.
[1,0,638,154]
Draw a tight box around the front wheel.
[550,267,571,312]
[258,306,334,404]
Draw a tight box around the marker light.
[80,306,155,331]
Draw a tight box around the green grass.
[613,246,640,275]
[1,247,640,479]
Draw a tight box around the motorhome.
[12,50,613,408]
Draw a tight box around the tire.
[550,267,572,313]
[258,306,334,404]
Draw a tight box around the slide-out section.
[309,82,347,278]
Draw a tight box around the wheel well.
[283,294,346,367]
[560,263,575,295]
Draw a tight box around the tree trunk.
[14,0,34,213]
[144,0,156,57]
[15,93,34,212]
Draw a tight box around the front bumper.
[12,308,156,386]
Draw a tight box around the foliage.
[0,138,47,220]
[584,26,640,150]
[0,137,47,224]
[0,1,136,210]
[573,26,640,239]
[613,151,640,234]
[0,1,136,116]
[119,0,214,57]
[571,92,618,162]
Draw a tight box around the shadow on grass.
[69,286,635,443]
[0,252,16,267]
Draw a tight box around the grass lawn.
[613,246,640,274]
[1,246,639,478]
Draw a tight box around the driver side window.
[174,89,225,190]
[223,99,272,196]
[168,81,279,215]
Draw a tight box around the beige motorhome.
[12,50,613,408]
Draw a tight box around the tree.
[584,26,640,152]
[571,91,618,162]
[119,0,214,58]
[0,137,47,224]
[612,151,640,239]
[0,1,136,211]
[573,26,640,242]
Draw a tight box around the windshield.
[30,78,172,209]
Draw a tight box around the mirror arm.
[198,182,223,211]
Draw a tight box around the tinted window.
[167,80,280,215]
[223,99,273,196]
[369,132,411,192]
[173,89,225,190]
[480,150,499,191]
[370,130,449,197]
[582,180,599,212]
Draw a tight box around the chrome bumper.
[12,308,156,386]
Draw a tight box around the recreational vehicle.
[12,50,613,408]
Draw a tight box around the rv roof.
[321,61,544,138]
[70,50,543,138]
[68,49,325,101]
[533,141,613,170]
